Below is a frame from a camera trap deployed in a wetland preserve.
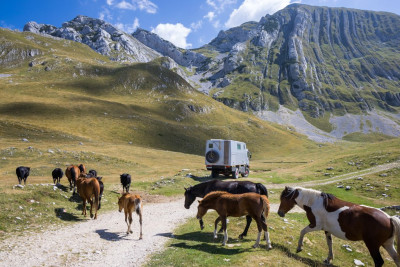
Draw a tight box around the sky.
[1,0,400,49]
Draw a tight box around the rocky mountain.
[24,15,160,63]
[21,5,400,141]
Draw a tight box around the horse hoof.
[267,245,272,250]
[221,243,226,246]
[139,236,143,240]
[238,234,244,240]
[323,259,332,265]
[296,248,302,253]
[213,235,218,239]
[130,230,133,234]
[252,244,259,248]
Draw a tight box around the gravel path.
[0,199,196,267]
[1,161,398,267]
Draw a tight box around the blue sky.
[1,0,399,49]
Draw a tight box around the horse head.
[278,186,299,217]
[184,186,195,209]
[117,196,123,212]
[196,200,207,222]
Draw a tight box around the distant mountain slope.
[21,5,400,141]
[0,28,312,155]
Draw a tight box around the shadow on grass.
[156,231,252,255]
[54,208,84,222]
[95,229,128,241]
[272,243,338,267]
[56,183,69,192]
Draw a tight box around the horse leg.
[82,199,86,216]
[252,219,262,248]
[296,225,321,253]
[238,215,252,239]
[138,209,143,240]
[214,217,221,239]
[89,199,94,219]
[221,216,228,246]
[382,237,400,267]
[323,231,334,265]
[260,216,272,250]
[128,212,133,234]
[124,210,129,233]
[365,240,384,267]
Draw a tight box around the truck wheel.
[211,170,219,178]
[206,150,219,163]
[232,168,239,179]
[241,167,249,177]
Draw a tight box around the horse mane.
[321,192,336,208]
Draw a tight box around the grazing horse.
[118,193,143,240]
[83,172,104,210]
[16,166,30,185]
[76,173,100,219]
[65,165,80,194]
[278,186,400,267]
[184,179,268,239]
[120,173,131,193]
[197,191,271,248]
[52,168,63,184]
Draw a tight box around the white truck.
[205,139,251,179]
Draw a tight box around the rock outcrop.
[23,15,160,63]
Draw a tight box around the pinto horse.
[184,179,268,239]
[278,186,400,267]
[76,173,100,219]
[65,165,80,194]
[196,191,272,249]
[118,193,143,240]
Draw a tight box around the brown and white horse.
[278,186,400,267]
[196,191,272,249]
[118,193,143,240]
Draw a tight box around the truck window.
[237,144,241,150]
[209,144,213,148]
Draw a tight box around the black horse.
[184,179,268,239]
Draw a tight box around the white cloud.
[204,11,215,21]
[111,0,157,13]
[206,0,236,12]
[225,0,291,28]
[152,23,192,49]
[115,17,140,33]
[99,8,113,21]
[191,20,203,31]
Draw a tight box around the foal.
[76,174,100,219]
[278,186,400,267]
[196,191,271,249]
[118,193,143,240]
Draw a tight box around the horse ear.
[184,187,187,191]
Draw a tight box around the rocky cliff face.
[201,4,400,120]
[24,16,160,63]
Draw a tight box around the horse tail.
[134,197,142,215]
[391,216,400,257]
[260,195,270,219]
[256,183,268,197]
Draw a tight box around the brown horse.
[78,164,86,174]
[118,193,143,240]
[65,165,80,194]
[76,173,100,219]
[196,191,271,249]
[278,186,400,266]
